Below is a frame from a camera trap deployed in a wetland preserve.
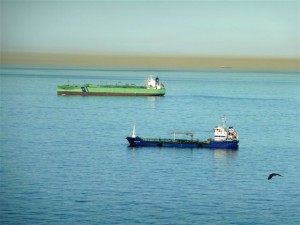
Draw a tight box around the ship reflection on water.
[213,149,238,160]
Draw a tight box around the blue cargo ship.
[126,117,239,149]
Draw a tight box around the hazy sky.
[1,0,299,58]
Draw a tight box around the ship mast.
[221,116,227,128]
[132,124,136,138]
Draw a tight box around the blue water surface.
[1,67,299,225]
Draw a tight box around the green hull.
[57,84,166,96]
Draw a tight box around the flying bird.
[268,173,283,180]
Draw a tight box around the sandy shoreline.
[1,52,299,72]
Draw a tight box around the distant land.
[1,52,299,72]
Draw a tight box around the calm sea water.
[1,67,299,225]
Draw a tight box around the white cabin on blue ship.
[213,117,238,141]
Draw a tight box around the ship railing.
[170,131,194,141]
[142,138,199,143]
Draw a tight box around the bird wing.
[268,173,283,180]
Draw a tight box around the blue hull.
[126,137,238,150]
[201,141,239,149]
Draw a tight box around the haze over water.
[1,67,299,225]
[1,1,299,59]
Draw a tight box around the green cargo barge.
[57,75,165,96]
